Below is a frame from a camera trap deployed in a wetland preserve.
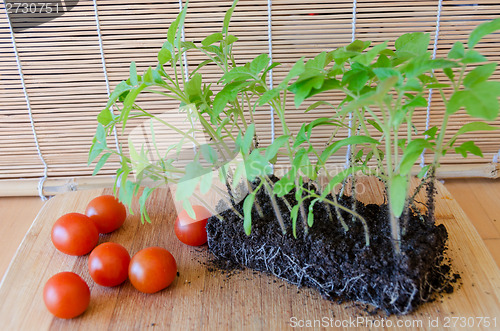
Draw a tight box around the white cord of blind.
[92,0,123,170]
[420,0,443,168]
[344,0,357,169]
[6,11,48,200]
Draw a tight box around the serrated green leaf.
[468,17,500,48]
[461,82,500,120]
[243,192,255,235]
[274,175,294,197]
[455,141,483,158]
[389,175,408,218]
[464,63,497,88]
[444,67,455,81]
[250,54,270,75]
[424,126,438,139]
[395,32,430,58]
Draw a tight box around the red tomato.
[174,205,211,246]
[43,272,90,319]
[88,242,130,287]
[128,247,177,293]
[85,195,127,234]
[51,213,99,256]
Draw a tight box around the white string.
[267,0,275,145]
[6,11,48,200]
[345,0,357,169]
[92,0,122,159]
[420,0,443,168]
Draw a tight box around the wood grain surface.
[0,179,499,330]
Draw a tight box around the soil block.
[206,177,458,315]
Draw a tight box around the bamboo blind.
[1,0,500,197]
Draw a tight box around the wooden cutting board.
[0,179,499,330]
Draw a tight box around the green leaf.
[223,34,239,47]
[243,192,255,236]
[463,63,497,88]
[446,90,468,115]
[367,119,383,133]
[373,68,401,81]
[319,136,380,164]
[130,62,138,86]
[166,2,188,49]
[265,135,290,162]
[444,67,455,81]
[468,17,500,48]
[307,199,319,227]
[250,54,270,75]
[92,152,111,176]
[395,32,430,58]
[241,124,255,154]
[462,50,487,64]
[346,40,371,52]
[139,187,154,223]
[454,82,500,120]
[200,171,213,194]
[399,139,434,176]
[200,144,218,164]
[424,126,438,139]
[202,32,224,47]
[417,165,430,179]
[352,41,388,66]
[389,175,408,218]
[456,121,498,136]
[455,141,483,158]
[183,200,196,219]
[176,177,200,201]
[223,0,239,34]
[448,41,465,59]
[274,175,295,197]
[158,48,172,65]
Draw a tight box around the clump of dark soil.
[206,177,459,315]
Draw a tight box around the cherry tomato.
[128,247,177,293]
[88,242,130,287]
[174,205,211,246]
[51,213,99,256]
[85,195,127,234]
[43,272,90,319]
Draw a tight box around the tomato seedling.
[175,205,211,246]
[88,242,130,287]
[51,213,99,256]
[128,247,177,293]
[85,195,127,234]
[43,272,90,319]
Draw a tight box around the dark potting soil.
[206,177,459,315]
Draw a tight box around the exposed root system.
[206,178,459,315]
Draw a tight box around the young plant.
[293,18,500,253]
